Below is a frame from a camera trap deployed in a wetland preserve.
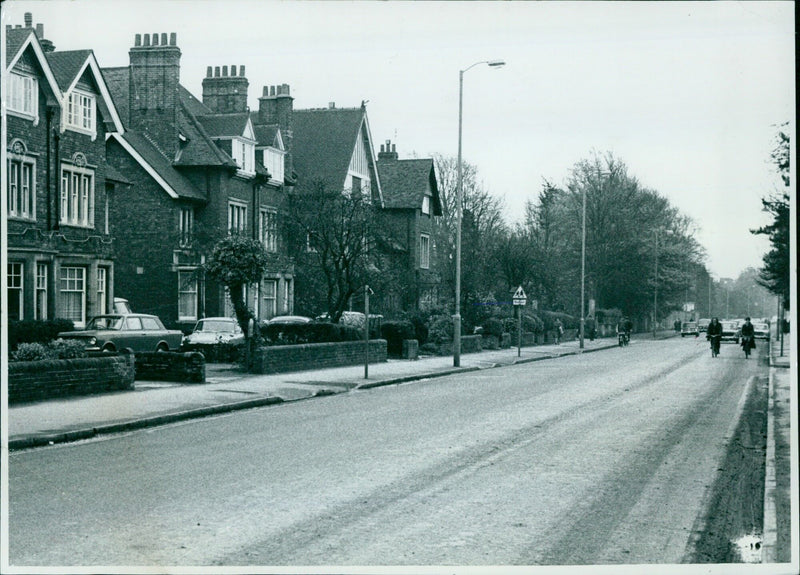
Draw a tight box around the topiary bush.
[381,320,415,356]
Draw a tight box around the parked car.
[183,317,244,346]
[698,318,710,333]
[315,311,383,332]
[720,320,740,343]
[58,314,184,353]
[681,321,699,337]
[752,321,771,341]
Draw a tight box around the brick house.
[289,103,385,315]
[102,33,295,330]
[375,140,442,313]
[5,15,125,327]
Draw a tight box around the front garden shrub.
[482,317,504,338]
[11,342,49,362]
[11,339,88,362]
[381,320,415,356]
[426,313,454,344]
[8,319,74,351]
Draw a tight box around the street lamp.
[580,171,610,349]
[454,59,505,367]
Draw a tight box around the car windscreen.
[87,316,124,330]
[753,323,769,331]
[198,320,236,332]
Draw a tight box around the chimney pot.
[222,65,228,76]
[262,86,269,97]
[135,33,142,46]
[329,102,335,109]
[152,32,159,46]
[380,144,385,153]
[240,65,246,76]
[214,66,220,77]
[143,33,150,46]
[270,85,276,96]
[161,33,167,45]
[170,32,176,46]
[206,66,212,77]
[24,12,32,27]
[36,23,43,37]
[230,66,236,77]
[392,144,396,152]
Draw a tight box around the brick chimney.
[128,32,181,154]
[378,140,398,161]
[17,12,55,51]
[202,65,249,113]
[258,84,294,175]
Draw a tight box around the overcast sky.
[4,0,794,279]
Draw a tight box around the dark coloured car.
[58,314,184,352]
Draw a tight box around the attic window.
[64,89,96,137]
[232,138,255,176]
[422,193,431,215]
[7,71,38,123]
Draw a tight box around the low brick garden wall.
[135,351,206,383]
[8,352,136,404]
[251,339,387,374]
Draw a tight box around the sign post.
[512,286,527,357]
[364,285,373,379]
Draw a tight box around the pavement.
[7,336,619,450]
[762,331,794,564]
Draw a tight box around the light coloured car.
[752,322,770,341]
[681,321,699,337]
[266,315,313,325]
[58,314,183,352]
[698,318,710,333]
[183,317,244,346]
[720,320,740,343]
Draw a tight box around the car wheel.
[156,342,169,352]
[102,343,116,353]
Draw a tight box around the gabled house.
[5,14,124,327]
[103,34,295,328]
[376,140,443,312]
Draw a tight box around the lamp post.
[454,59,505,367]
[653,227,661,339]
[579,181,587,349]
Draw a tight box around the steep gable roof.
[252,124,283,149]
[101,67,130,125]
[378,158,442,215]
[196,112,253,140]
[5,28,61,102]
[292,107,367,193]
[47,50,124,133]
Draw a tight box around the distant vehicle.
[681,321,699,337]
[183,317,244,346]
[698,318,710,332]
[752,321,770,341]
[266,315,313,325]
[58,313,183,353]
[720,320,740,344]
[316,311,383,331]
[113,297,133,314]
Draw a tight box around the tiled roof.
[45,50,92,90]
[101,67,129,125]
[104,162,132,185]
[377,158,441,215]
[117,130,207,201]
[253,124,280,148]
[6,28,33,66]
[292,107,365,193]
[174,95,239,168]
[179,84,212,117]
[195,113,251,139]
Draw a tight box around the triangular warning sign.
[513,286,527,299]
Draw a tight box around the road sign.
[512,286,527,306]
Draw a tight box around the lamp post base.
[453,313,461,367]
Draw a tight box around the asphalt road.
[7,337,768,567]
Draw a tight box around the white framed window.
[7,71,38,121]
[180,207,194,247]
[60,165,94,227]
[178,270,198,322]
[264,147,285,184]
[232,139,255,176]
[7,157,36,220]
[228,201,247,234]
[36,263,48,320]
[422,194,431,215]
[260,208,278,252]
[8,262,24,321]
[420,234,431,269]
[97,267,107,315]
[60,266,86,328]
[263,280,277,319]
[64,89,96,135]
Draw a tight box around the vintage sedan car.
[266,315,313,325]
[681,321,699,337]
[58,314,184,353]
[698,318,710,333]
[752,321,771,341]
[720,320,740,343]
[183,317,245,346]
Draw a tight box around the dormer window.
[7,71,38,122]
[64,89,96,136]
[264,147,285,184]
[232,138,255,176]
